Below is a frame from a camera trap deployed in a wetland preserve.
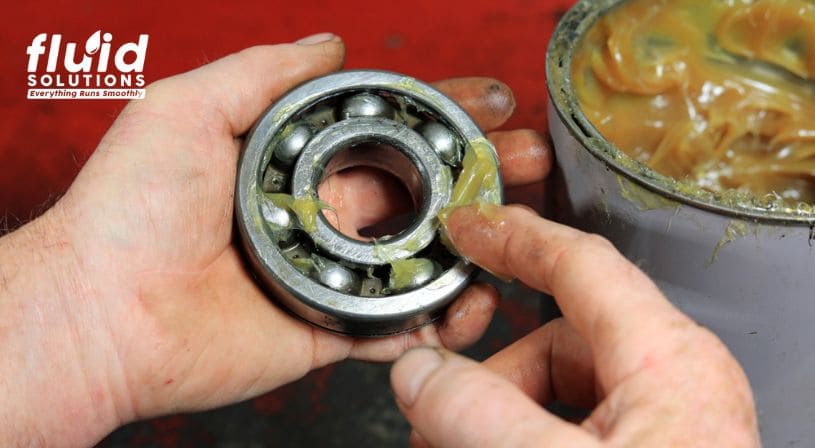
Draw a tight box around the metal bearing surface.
[236,70,503,336]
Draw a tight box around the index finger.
[432,77,516,131]
[444,204,699,388]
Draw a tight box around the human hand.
[0,33,553,446]
[391,205,760,447]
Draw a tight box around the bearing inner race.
[292,117,452,265]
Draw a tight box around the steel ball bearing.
[236,70,502,336]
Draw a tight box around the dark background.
[2,1,575,446]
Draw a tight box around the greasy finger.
[444,205,697,386]
[437,282,500,351]
[488,129,554,187]
[391,348,599,448]
[484,318,596,409]
[432,78,516,131]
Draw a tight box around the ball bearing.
[338,92,396,120]
[236,70,503,336]
[273,123,313,167]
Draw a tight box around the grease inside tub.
[573,0,815,206]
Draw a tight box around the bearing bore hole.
[317,142,425,242]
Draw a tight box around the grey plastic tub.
[547,1,815,445]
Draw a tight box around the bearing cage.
[236,70,502,336]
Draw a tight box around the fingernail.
[295,33,338,46]
[392,347,444,407]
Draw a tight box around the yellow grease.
[388,258,435,291]
[437,138,501,226]
[289,256,315,273]
[573,0,815,205]
[716,2,815,81]
[435,140,502,257]
[708,220,751,265]
[397,77,445,112]
[373,234,427,262]
[617,176,679,211]
[264,193,330,233]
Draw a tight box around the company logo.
[26,31,149,100]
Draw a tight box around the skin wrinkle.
[205,88,245,140]
[311,327,352,371]
[128,267,213,416]
[585,384,624,439]
[210,183,233,249]
[170,325,213,409]
[105,319,136,425]
[495,212,523,280]
[308,325,323,375]
[0,252,11,297]
[544,233,612,296]
[547,324,561,405]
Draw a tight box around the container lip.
[545,0,815,226]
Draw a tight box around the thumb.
[390,348,598,448]
[141,33,346,136]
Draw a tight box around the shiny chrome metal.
[260,200,294,242]
[314,258,359,293]
[417,121,461,166]
[274,123,313,167]
[338,92,395,120]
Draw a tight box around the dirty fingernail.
[295,32,338,46]
[392,347,444,407]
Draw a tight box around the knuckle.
[577,232,617,253]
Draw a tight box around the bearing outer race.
[235,71,503,336]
